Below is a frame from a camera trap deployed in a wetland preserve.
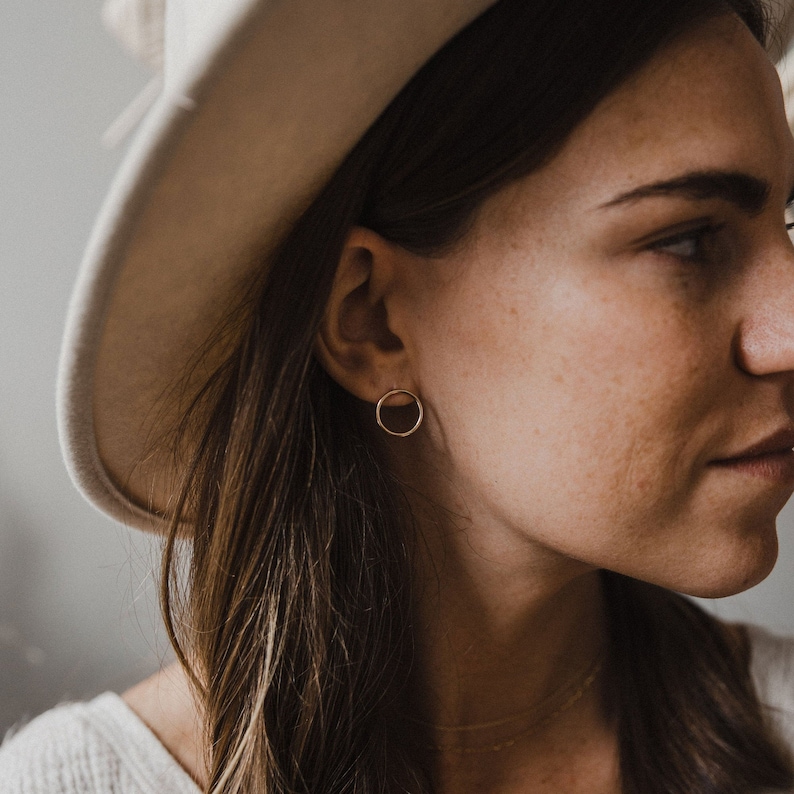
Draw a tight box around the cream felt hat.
[58,0,499,530]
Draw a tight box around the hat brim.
[58,0,498,530]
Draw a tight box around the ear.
[315,227,417,405]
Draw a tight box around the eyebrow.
[600,170,772,215]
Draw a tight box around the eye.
[646,223,724,264]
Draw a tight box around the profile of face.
[320,14,794,599]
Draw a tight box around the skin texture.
[323,14,794,602]
[127,13,794,794]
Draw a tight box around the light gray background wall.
[0,0,167,736]
[2,0,794,738]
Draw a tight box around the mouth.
[711,428,794,482]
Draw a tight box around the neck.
[403,496,608,743]
[412,571,606,732]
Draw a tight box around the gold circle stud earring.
[375,389,424,437]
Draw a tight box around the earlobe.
[314,227,416,404]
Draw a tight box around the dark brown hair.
[162,0,794,791]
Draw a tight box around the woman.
[3,0,794,791]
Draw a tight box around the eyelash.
[649,206,794,264]
[647,223,724,263]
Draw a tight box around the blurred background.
[3,0,794,738]
[1,0,167,736]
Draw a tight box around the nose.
[735,240,794,378]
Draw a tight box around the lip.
[712,428,794,481]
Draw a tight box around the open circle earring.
[375,389,424,437]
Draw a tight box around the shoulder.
[0,692,199,794]
[747,624,794,751]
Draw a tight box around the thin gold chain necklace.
[410,656,604,755]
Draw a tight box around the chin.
[672,522,780,600]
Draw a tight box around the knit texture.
[749,624,794,754]
[0,692,198,793]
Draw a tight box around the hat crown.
[164,0,252,89]
[102,0,165,70]
[103,0,252,89]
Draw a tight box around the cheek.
[414,266,725,550]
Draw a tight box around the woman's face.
[396,14,794,598]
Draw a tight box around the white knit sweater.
[2,625,794,793]
[0,692,199,793]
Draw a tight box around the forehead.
[561,15,789,198]
[480,14,793,227]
